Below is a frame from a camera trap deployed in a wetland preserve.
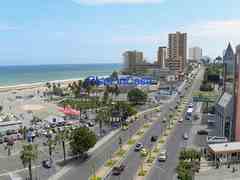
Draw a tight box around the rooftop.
[209,142,240,153]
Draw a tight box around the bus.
[186,108,193,120]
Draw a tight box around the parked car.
[158,150,167,162]
[3,136,9,142]
[151,136,158,142]
[88,121,95,127]
[135,143,143,151]
[197,129,208,135]
[183,132,189,140]
[6,129,17,135]
[42,159,52,169]
[112,165,125,176]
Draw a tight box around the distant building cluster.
[122,32,196,81]
[189,46,203,62]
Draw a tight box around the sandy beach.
[0,77,85,93]
[0,78,74,129]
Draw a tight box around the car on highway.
[135,143,143,151]
[112,165,125,176]
[162,119,167,123]
[183,132,189,140]
[188,103,194,108]
[151,136,158,142]
[178,118,183,123]
[197,129,208,135]
[158,150,167,162]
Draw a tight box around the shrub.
[105,160,117,167]
[127,139,136,145]
[138,170,147,176]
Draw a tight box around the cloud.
[185,20,240,56]
[71,0,165,5]
[112,20,240,57]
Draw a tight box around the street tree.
[70,127,97,157]
[111,71,118,81]
[20,144,38,180]
[47,137,56,161]
[55,129,69,163]
[127,88,148,105]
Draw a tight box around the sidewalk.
[48,128,120,180]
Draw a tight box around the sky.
[0,0,240,65]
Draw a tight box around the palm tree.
[55,129,69,163]
[20,144,38,180]
[46,137,56,161]
[86,85,92,96]
[102,90,109,105]
[96,110,107,137]
[46,82,51,90]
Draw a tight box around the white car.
[178,118,183,123]
[183,132,189,140]
[158,150,167,162]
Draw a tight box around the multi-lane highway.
[147,68,204,180]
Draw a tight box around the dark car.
[162,119,167,123]
[112,165,125,176]
[3,136,9,142]
[135,143,143,151]
[88,121,95,127]
[0,138,3,144]
[42,159,52,169]
[6,129,17,135]
[151,136,158,142]
[197,130,209,135]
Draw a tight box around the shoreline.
[0,78,85,92]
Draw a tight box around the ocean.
[0,64,122,87]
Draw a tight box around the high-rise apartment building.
[167,32,187,73]
[157,46,167,68]
[189,46,202,61]
[123,50,144,72]
[234,44,240,141]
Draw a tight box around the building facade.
[167,32,187,74]
[157,46,168,68]
[123,50,144,72]
[189,46,202,61]
[215,92,234,139]
[235,44,240,141]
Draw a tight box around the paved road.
[54,108,169,180]
[56,101,176,180]
[147,67,204,180]
[109,91,181,180]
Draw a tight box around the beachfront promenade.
[0,67,201,180]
